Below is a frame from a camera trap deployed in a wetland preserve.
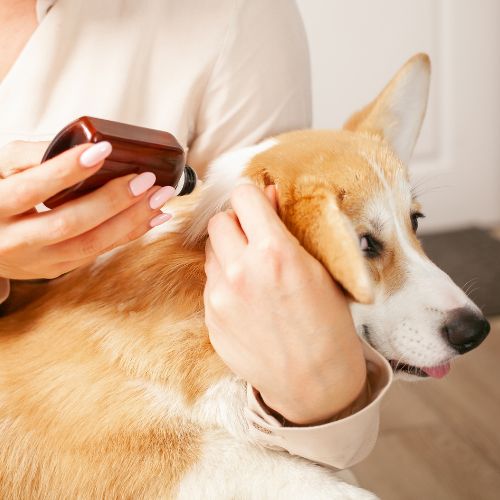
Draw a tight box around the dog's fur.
[0,54,487,498]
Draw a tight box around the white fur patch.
[129,375,248,440]
[184,139,278,246]
[176,430,376,499]
[130,379,189,417]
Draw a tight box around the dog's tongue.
[421,363,451,379]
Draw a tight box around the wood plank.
[353,424,500,500]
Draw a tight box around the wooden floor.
[352,316,500,500]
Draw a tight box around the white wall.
[296,0,500,233]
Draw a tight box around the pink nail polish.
[149,213,172,228]
[79,141,112,167]
[149,186,176,209]
[129,172,156,196]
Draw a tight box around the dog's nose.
[441,308,490,354]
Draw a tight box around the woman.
[0,0,391,472]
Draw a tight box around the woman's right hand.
[204,184,367,425]
[0,140,175,280]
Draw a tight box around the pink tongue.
[422,363,451,379]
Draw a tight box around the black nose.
[441,308,490,354]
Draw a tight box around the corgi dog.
[0,54,490,499]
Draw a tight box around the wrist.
[260,344,367,425]
[261,373,367,426]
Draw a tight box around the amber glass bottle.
[42,116,197,208]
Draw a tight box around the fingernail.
[149,213,172,228]
[79,141,112,167]
[149,186,176,209]
[129,172,156,196]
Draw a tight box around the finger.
[206,210,247,270]
[16,173,174,246]
[50,214,163,277]
[50,206,173,276]
[110,217,161,247]
[0,142,111,217]
[203,240,225,311]
[44,186,174,260]
[229,184,287,243]
[263,184,278,212]
[21,208,37,216]
[0,141,50,177]
[46,256,98,278]
[204,239,223,279]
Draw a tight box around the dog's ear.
[280,181,373,304]
[344,53,430,164]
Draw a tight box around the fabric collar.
[36,0,56,23]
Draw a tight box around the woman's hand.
[0,141,175,280]
[204,184,367,425]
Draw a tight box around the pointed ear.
[281,183,373,304]
[344,53,431,164]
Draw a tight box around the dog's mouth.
[388,360,451,379]
[388,360,428,377]
[361,324,451,379]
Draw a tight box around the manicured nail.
[129,172,156,196]
[79,141,112,167]
[149,186,176,209]
[149,213,172,228]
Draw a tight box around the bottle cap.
[176,165,197,196]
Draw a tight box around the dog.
[0,53,490,499]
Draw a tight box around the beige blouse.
[0,0,392,470]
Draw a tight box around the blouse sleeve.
[186,0,312,176]
[244,339,393,470]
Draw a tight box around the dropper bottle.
[42,116,197,208]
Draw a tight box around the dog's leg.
[175,430,378,500]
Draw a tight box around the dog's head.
[187,54,489,380]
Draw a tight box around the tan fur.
[246,131,376,303]
[0,54,431,497]
[0,232,223,498]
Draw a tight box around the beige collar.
[36,0,56,23]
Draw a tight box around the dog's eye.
[410,212,425,232]
[360,234,383,258]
